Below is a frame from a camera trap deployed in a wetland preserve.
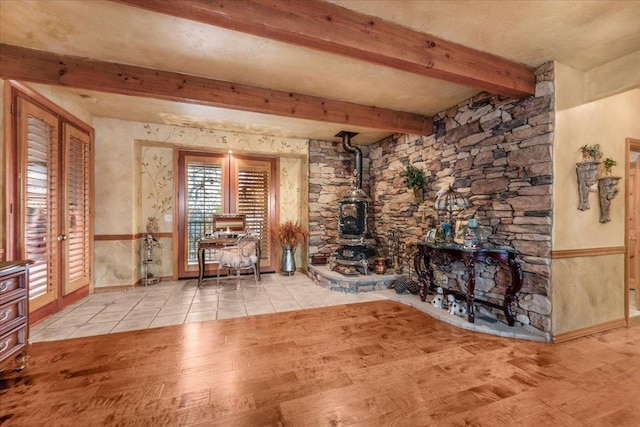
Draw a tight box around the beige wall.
[94,118,309,288]
[552,254,625,333]
[31,83,95,126]
[552,62,640,336]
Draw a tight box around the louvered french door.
[177,152,276,278]
[18,99,60,310]
[231,157,274,266]
[15,96,92,313]
[62,124,91,295]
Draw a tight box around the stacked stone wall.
[307,140,371,257]
[308,62,554,334]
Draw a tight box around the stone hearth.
[307,265,409,293]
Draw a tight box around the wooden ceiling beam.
[0,44,433,135]
[112,0,536,98]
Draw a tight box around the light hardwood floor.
[2,300,640,426]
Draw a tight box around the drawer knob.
[0,339,9,353]
[0,310,9,322]
[0,281,9,292]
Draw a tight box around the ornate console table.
[414,243,523,326]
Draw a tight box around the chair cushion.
[213,238,257,269]
[240,240,257,257]
[218,251,244,268]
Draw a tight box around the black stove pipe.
[336,131,361,189]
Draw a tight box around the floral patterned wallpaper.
[138,122,309,234]
[141,146,173,225]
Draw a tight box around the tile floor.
[30,273,387,342]
[31,273,638,344]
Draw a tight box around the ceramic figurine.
[431,295,444,308]
[446,294,455,310]
[449,301,467,316]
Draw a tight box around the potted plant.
[272,220,308,275]
[580,144,602,162]
[602,157,617,176]
[405,164,425,202]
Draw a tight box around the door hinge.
[10,103,16,115]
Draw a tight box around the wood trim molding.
[553,318,627,343]
[8,80,93,134]
[94,276,172,293]
[93,284,136,293]
[95,232,172,241]
[113,0,535,98]
[551,246,626,259]
[0,43,433,135]
[94,234,139,241]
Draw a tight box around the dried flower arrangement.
[272,220,308,247]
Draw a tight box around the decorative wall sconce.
[598,176,620,223]
[576,161,600,211]
[576,144,620,223]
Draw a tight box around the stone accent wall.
[375,62,554,333]
[308,62,555,334]
[308,140,371,257]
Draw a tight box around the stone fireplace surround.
[308,62,554,337]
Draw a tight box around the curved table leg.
[504,254,523,326]
[198,246,204,287]
[464,256,476,323]
[414,250,431,302]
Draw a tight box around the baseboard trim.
[553,318,627,343]
[95,232,172,241]
[551,246,626,259]
[94,284,135,293]
[93,276,173,293]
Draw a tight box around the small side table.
[414,243,523,326]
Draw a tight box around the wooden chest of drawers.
[0,261,31,375]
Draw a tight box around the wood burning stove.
[328,131,377,275]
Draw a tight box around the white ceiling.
[1,0,639,144]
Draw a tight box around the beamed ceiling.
[1,0,639,144]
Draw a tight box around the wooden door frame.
[4,80,94,324]
[625,137,640,323]
[174,150,278,279]
[175,150,230,278]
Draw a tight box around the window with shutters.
[177,152,276,278]
[21,100,59,308]
[63,124,91,295]
[186,161,223,264]
[234,159,273,265]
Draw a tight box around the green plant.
[405,164,425,190]
[580,144,601,162]
[603,157,617,176]
[603,157,617,169]
[272,220,308,247]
